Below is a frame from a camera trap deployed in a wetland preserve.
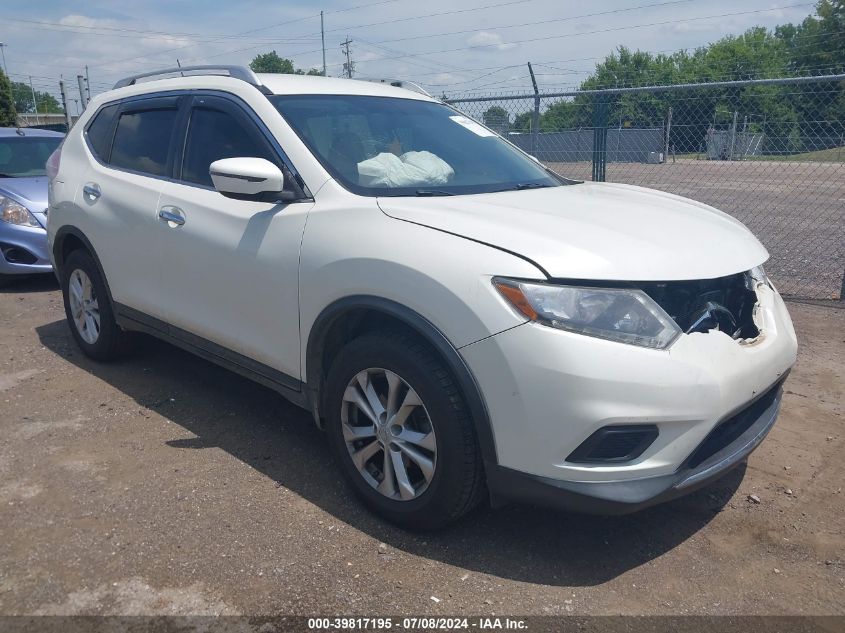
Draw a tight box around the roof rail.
[355,78,433,98]
[113,65,270,93]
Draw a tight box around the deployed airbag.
[357,151,454,187]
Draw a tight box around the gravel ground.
[0,276,842,617]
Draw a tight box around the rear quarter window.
[85,104,118,161]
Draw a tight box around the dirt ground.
[0,276,842,617]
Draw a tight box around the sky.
[0,0,819,110]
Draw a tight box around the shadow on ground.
[0,274,58,294]
[36,315,741,588]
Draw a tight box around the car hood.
[377,181,768,281]
[0,177,49,214]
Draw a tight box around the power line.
[416,27,845,90]
[10,19,836,94]
[145,0,539,76]
[373,0,696,45]
[319,0,536,36]
[1,17,321,43]
[85,0,410,71]
[324,3,815,72]
[354,38,467,74]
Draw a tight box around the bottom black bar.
[0,616,841,633]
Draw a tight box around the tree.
[482,106,510,131]
[249,51,324,76]
[10,81,63,114]
[512,111,533,133]
[778,0,844,74]
[0,70,17,127]
[532,0,845,153]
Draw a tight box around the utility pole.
[77,74,88,110]
[85,65,91,102]
[28,76,39,125]
[59,79,72,130]
[321,11,327,77]
[0,43,8,77]
[340,36,354,79]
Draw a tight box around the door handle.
[82,183,101,201]
[158,206,185,227]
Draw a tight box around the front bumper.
[0,218,52,275]
[486,377,784,514]
[461,281,798,513]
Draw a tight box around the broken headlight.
[746,265,770,290]
[493,278,681,349]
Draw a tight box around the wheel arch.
[52,226,115,307]
[305,296,498,466]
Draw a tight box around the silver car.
[0,127,64,286]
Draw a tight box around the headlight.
[747,265,770,289]
[493,278,681,349]
[1,196,40,227]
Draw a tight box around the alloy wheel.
[341,368,437,501]
[68,268,100,344]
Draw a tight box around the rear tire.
[324,331,485,530]
[61,250,129,361]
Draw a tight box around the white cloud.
[59,14,121,28]
[467,31,516,52]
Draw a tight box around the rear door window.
[110,102,179,177]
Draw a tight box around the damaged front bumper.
[486,374,785,514]
[461,280,798,513]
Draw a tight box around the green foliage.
[249,51,324,76]
[482,106,510,130]
[0,70,17,127]
[10,81,63,114]
[250,51,296,74]
[535,1,845,154]
[512,111,533,132]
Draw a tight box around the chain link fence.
[446,75,845,301]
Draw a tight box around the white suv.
[47,66,798,529]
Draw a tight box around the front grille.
[686,380,783,469]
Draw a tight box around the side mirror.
[209,157,298,202]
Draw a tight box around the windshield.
[0,135,62,178]
[270,95,564,197]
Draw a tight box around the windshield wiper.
[414,189,455,196]
[511,182,552,191]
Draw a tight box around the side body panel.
[298,180,542,380]
[155,181,312,378]
[75,160,166,318]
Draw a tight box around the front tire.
[325,331,485,529]
[61,250,128,361]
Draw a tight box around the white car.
[47,66,797,529]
